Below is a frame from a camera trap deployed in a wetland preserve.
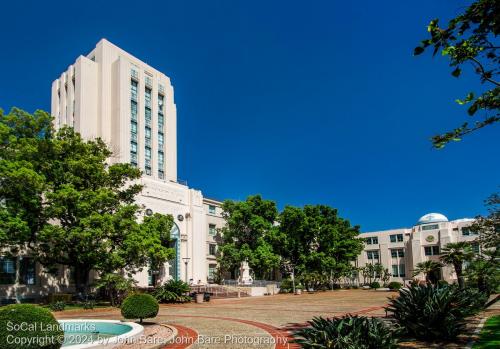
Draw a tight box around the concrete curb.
[149,324,177,349]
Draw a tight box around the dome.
[416,213,448,225]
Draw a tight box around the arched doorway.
[168,223,181,281]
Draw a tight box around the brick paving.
[56,289,393,348]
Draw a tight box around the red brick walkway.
[163,324,198,349]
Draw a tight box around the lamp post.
[182,257,190,283]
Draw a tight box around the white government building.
[1,39,225,303]
[0,40,479,303]
[356,213,479,285]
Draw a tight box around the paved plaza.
[56,290,391,348]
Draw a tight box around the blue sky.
[0,1,498,231]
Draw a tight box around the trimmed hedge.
[0,304,64,349]
[121,293,159,323]
[370,281,381,289]
[388,281,403,290]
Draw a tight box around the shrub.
[388,282,403,290]
[47,293,72,303]
[294,315,398,349]
[370,281,381,289]
[153,280,191,303]
[386,284,488,340]
[83,300,95,310]
[49,301,66,312]
[121,294,159,323]
[0,304,64,349]
[94,273,136,307]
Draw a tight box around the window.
[158,94,164,113]
[145,127,151,139]
[131,101,138,121]
[208,264,216,280]
[145,76,152,87]
[392,264,406,277]
[158,170,164,179]
[462,227,478,236]
[145,87,152,108]
[131,68,138,79]
[365,236,378,245]
[209,224,216,236]
[131,80,138,101]
[130,141,137,154]
[0,257,16,285]
[158,115,164,129]
[158,133,164,148]
[145,108,151,127]
[209,244,217,256]
[390,234,404,243]
[366,250,379,260]
[20,258,36,285]
[471,243,480,254]
[424,246,440,256]
[422,224,439,231]
[208,205,216,214]
[391,249,404,258]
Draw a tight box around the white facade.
[356,213,480,285]
[1,39,225,303]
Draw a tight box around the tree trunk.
[74,265,90,296]
[454,263,464,289]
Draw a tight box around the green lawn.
[473,315,500,349]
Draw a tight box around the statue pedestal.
[238,261,253,285]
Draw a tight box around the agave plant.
[386,283,487,340]
[294,315,398,349]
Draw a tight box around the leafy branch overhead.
[414,0,499,148]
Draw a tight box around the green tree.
[0,108,175,293]
[414,0,499,148]
[278,205,363,281]
[218,195,280,279]
[412,260,443,284]
[440,242,474,288]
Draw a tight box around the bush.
[121,294,159,323]
[370,281,381,289]
[47,293,72,303]
[388,282,403,290]
[83,300,95,310]
[0,304,64,349]
[294,315,398,349]
[49,301,66,312]
[386,284,488,340]
[152,280,191,303]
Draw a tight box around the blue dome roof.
[416,213,448,225]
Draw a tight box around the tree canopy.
[217,195,363,283]
[0,108,175,292]
[414,0,499,148]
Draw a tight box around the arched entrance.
[168,222,181,281]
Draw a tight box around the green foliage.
[47,293,72,303]
[414,0,499,148]
[218,195,280,279]
[294,315,398,349]
[153,280,191,303]
[83,300,96,310]
[412,260,443,284]
[278,205,363,283]
[440,242,475,288]
[386,284,488,340]
[49,301,66,312]
[94,273,137,307]
[0,108,175,292]
[370,281,381,289]
[0,304,64,349]
[121,293,159,323]
[388,282,403,290]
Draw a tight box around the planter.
[294,289,302,295]
[195,293,204,304]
